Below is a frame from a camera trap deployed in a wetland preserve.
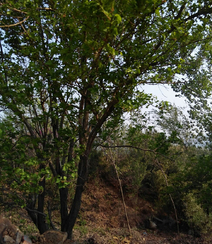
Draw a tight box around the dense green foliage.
[1,0,212,239]
[96,122,212,235]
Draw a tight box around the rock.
[3,235,15,244]
[0,216,24,244]
[0,217,67,244]
[22,235,32,244]
[38,230,68,244]
[149,220,157,230]
[145,218,157,230]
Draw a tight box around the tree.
[154,103,198,146]
[1,0,212,239]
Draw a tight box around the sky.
[137,84,190,129]
[142,84,188,109]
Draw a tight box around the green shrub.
[183,193,212,234]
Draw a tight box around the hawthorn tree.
[0,0,212,239]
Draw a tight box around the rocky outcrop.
[0,216,74,244]
[0,216,31,244]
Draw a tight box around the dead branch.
[155,158,180,234]
[0,16,29,28]
[108,146,131,235]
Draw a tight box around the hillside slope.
[72,177,212,243]
[1,176,212,243]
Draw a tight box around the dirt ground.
[1,177,212,244]
[70,179,212,243]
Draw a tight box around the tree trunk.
[60,187,68,230]
[37,176,48,234]
[63,154,88,239]
[26,177,48,234]
[26,194,37,226]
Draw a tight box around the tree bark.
[60,187,68,231]
[37,175,48,234]
[26,195,37,226]
[26,176,48,234]
[63,154,88,239]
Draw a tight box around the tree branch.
[186,7,212,21]
[26,207,47,217]
[100,144,156,152]
[0,16,29,28]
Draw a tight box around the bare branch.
[37,7,54,11]
[155,158,180,234]
[7,6,28,15]
[26,207,47,217]
[108,146,131,235]
[100,144,156,152]
[100,143,177,162]
[0,16,29,28]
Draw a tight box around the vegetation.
[1,0,212,240]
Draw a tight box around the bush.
[183,193,212,234]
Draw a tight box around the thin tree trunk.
[35,163,48,234]
[60,141,74,230]
[25,163,48,234]
[60,187,68,231]
[37,176,48,234]
[26,195,37,226]
[63,155,88,239]
[26,179,47,234]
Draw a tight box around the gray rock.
[3,235,15,244]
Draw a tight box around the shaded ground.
[1,177,212,243]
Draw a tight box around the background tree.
[154,103,198,146]
[1,0,212,239]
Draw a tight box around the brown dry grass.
[1,177,212,243]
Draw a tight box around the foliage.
[183,154,212,214]
[119,110,212,234]
[98,117,183,205]
[154,104,196,146]
[183,193,212,234]
[171,28,212,148]
[156,146,212,234]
